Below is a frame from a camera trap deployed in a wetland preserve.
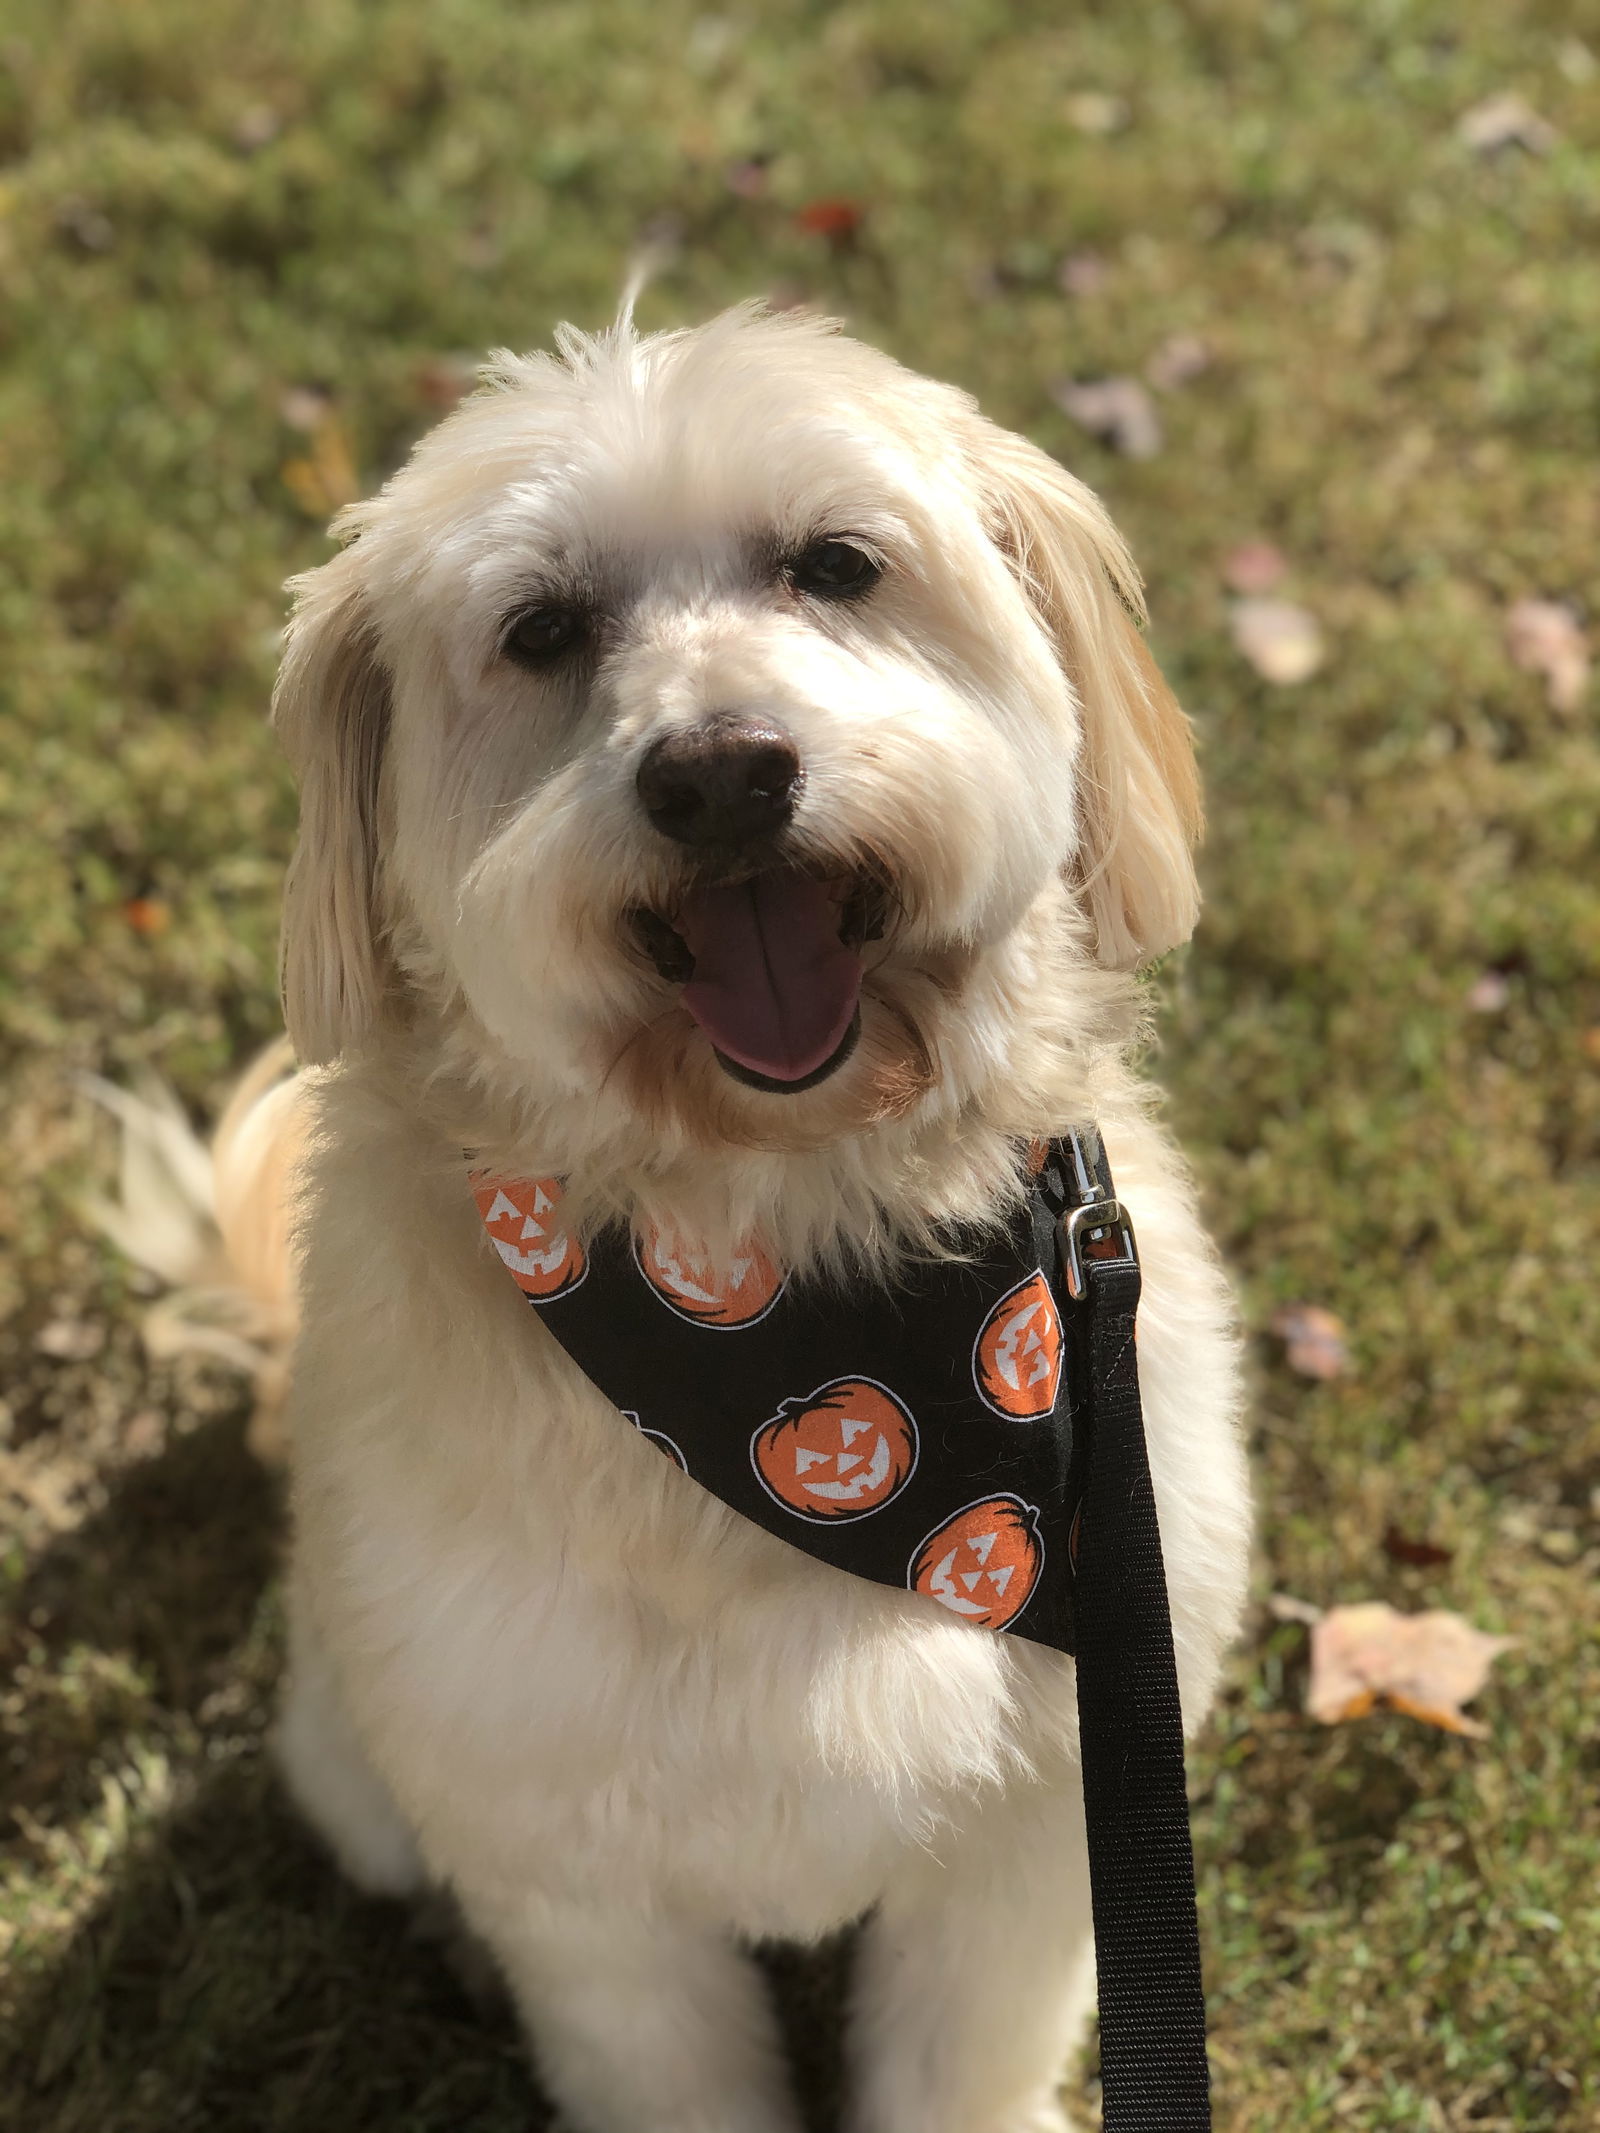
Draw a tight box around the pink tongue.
[679,873,862,1083]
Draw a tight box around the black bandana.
[470,1132,1136,1656]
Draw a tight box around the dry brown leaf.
[34,1317,105,1361]
[1505,597,1588,713]
[1382,1526,1454,1569]
[1458,92,1557,156]
[1051,376,1162,459]
[1145,332,1211,391]
[724,154,772,200]
[1308,1603,1514,1736]
[1222,541,1289,595]
[1056,250,1109,298]
[414,353,479,410]
[282,414,360,519]
[1231,598,1325,684]
[232,104,282,153]
[1064,92,1129,136]
[1267,1593,1325,1626]
[1270,1302,1347,1379]
[278,383,334,432]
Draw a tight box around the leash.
[1049,1131,1212,2130]
[471,1128,1212,2126]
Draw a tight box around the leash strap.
[1054,1129,1212,2130]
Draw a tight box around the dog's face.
[275,308,1199,1156]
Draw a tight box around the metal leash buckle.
[1059,1197,1138,1302]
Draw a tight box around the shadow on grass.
[2,1414,852,2133]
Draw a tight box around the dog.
[249,302,1251,2133]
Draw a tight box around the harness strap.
[1057,1128,1211,2130]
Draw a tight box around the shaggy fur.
[255,304,1250,2133]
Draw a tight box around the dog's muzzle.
[629,716,895,1094]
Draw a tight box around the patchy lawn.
[2,3,1597,2127]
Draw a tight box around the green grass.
[3,2,1598,2126]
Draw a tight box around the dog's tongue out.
[678,872,862,1084]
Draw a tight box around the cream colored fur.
[253,304,1250,2133]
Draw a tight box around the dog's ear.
[271,543,394,1064]
[977,428,1202,969]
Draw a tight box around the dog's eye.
[786,539,881,600]
[504,605,587,666]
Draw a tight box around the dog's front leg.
[845,1781,1094,2133]
[461,1888,805,2133]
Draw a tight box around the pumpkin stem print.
[972,1269,1063,1419]
[636,1229,785,1328]
[751,1377,918,1520]
[620,1408,689,1473]
[471,1174,587,1299]
[910,1495,1044,1631]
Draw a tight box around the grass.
[2,1,1598,2125]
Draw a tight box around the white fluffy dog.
[259,303,1250,2133]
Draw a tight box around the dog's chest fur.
[287,1068,1247,1946]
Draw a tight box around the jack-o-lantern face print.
[909,1495,1043,1631]
[471,1173,586,1300]
[973,1269,1062,1419]
[636,1231,785,1328]
[751,1377,918,1521]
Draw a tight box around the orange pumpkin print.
[751,1377,918,1521]
[636,1230,785,1329]
[470,1173,587,1300]
[972,1268,1062,1419]
[910,1495,1043,1631]
[621,1408,689,1473]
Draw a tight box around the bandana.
[468,1130,1216,2128]
[469,1131,1136,1656]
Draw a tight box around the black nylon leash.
[1051,1130,1212,2131]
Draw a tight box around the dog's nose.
[636,716,803,850]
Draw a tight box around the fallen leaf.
[1505,597,1588,713]
[57,198,115,252]
[1457,92,1557,156]
[1267,1593,1325,1626]
[1065,91,1129,136]
[1051,376,1162,459]
[35,1318,105,1362]
[231,104,281,153]
[1581,1028,1600,1065]
[1222,540,1288,595]
[1308,1602,1513,1736]
[1270,1302,1347,1379]
[794,197,864,247]
[278,383,334,432]
[1382,1526,1455,1569]
[1145,332,1211,390]
[1056,249,1109,297]
[414,353,478,410]
[282,413,360,519]
[724,154,771,200]
[121,895,170,937]
[1231,598,1325,685]
[1465,969,1511,1014]
[123,1409,165,1459]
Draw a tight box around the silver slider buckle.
[1060,1198,1136,1302]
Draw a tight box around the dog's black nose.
[636,717,803,850]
